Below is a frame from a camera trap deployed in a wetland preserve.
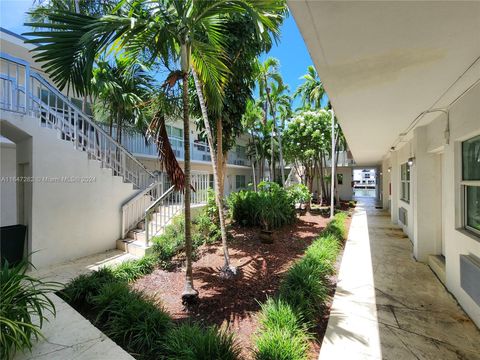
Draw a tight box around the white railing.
[122,172,209,243]
[121,175,165,239]
[143,172,209,245]
[107,123,250,167]
[0,53,156,190]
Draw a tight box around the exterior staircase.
[1,53,208,258]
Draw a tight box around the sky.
[0,1,315,108]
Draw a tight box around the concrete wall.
[382,82,480,326]
[0,141,17,226]
[312,167,354,201]
[1,112,137,268]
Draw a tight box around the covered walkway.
[320,199,480,359]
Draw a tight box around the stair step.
[116,239,153,257]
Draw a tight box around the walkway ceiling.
[289,1,480,165]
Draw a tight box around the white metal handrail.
[0,53,156,190]
[142,172,210,245]
[121,177,164,239]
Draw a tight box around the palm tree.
[267,81,290,185]
[25,0,285,301]
[242,99,264,191]
[256,57,282,181]
[92,57,153,142]
[294,65,326,110]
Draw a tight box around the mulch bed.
[133,209,352,359]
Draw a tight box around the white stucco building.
[290,1,480,328]
[0,28,253,268]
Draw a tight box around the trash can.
[1,225,27,267]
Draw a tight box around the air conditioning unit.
[399,207,407,225]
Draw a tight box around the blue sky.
[0,1,314,108]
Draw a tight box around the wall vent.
[399,207,408,225]
[460,255,480,306]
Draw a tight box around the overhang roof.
[289,1,480,165]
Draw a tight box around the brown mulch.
[133,209,352,359]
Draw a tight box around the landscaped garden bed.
[54,195,352,360]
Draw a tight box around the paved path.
[320,198,480,359]
[14,250,136,360]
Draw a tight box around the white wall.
[0,142,17,226]
[384,82,480,326]
[1,112,137,268]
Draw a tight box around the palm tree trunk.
[181,70,198,301]
[278,120,285,186]
[334,133,341,205]
[192,69,235,276]
[216,117,224,196]
[319,151,327,203]
[251,132,257,191]
[270,116,275,182]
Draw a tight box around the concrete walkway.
[320,198,480,359]
[14,250,136,360]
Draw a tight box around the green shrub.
[279,260,329,323]
[0,260,60,360]
[227,181,295,230]
[258,298,306,336]
[93,282,172,359]
[163,323,241,360]
[324,212,348,241]
[59,267,117,306]
[151,215,185,267]
[303,234,340,276]
[286,184,311,204]
[255,327,308,360]
[194,189,221,245]
[227,190,261,226]
[111,255,157,282]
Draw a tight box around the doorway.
[353,168,377,198]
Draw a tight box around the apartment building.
[290,1,480,327]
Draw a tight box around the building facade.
[290,1,480,327]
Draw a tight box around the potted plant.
[258,196,275,244]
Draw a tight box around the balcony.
[117,127,250,167]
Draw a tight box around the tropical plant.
[25,0,287,301]
[254,326,308,360]
[256,57,283,181]
[286,184,311,205]
[227,181,295,230]
[283,110,332,204]
[92,57,154,142]
[92,282,172,359]
[242,99,264,190]
[163,323,241,360]
[293,65,326,110]
[0,260,60,360]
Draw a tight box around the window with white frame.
[236,175,246,190]
[462,135,480,236]
[400,163,410,203]
[166,125,183,139]
[236,145,246,159]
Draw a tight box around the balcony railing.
[108,125,250,166]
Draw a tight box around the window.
[400,163,410,203]
[236,145,246,159]
[337,173,343,185]
[209,174,214,189]
[236,175,246,190]
[364,173,370,179]
[166,125,183,139]
[462,135,480,236]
